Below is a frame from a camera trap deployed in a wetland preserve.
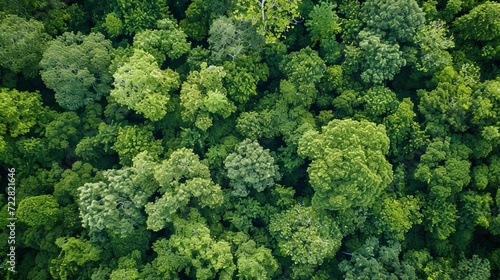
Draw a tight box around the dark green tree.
[40,32,113,110]
[360,0,425,43]
[0,14,50,78]
[339,237,417,279]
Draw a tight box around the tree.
[418,65,479,136]
[269,205,342,266]
[53,161,96,206]
[403,250,455,280]
[339,237,417,279]
[180,62,236,131]
[223,55,269,105]
[93,0,169,36]
[453,2,500,42]
[17,195,60,230]
[360,86,399,121]
[0,14,50,78]
[415,20,455,73]
[374,195,423,241]
[78,167,152,238]
[145,148,224,231]
[44,112,81,152]
[224,139,281,197]
[50,237,102,280]
[305,1,342,64]
[112,125,163,166]
[414,138,472,240]
[111,49,180,121]
[453,1,500,59]
[456,255,491,280]
[234,236,279,279]
[74,122,120,168]
[383,98,427,160]
[344,30,407,85]
[279,47,326,107]
[471,80,500,129]
[234,0,302,43]
[360,0,425,44]
[457,191,492,232]
[298,119,393,211]
[414,138,472,195]
[208,16,265,62]
[151,214,235,279]
[0,88,47,153]
[223,198,268,233]
[236,111,275,140]
[133,18,191,65]
[40,32,113,110]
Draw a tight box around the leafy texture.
[40,32,113,110]
[234,0,302,42]
[224,139,281,197]
[111,49,180,121]
[298,119,393,211]
[0,14,50,78]
[180,62,236,131]
[145,148,223,231]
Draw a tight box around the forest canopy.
[1,0,499,279]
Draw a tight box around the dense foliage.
[1,0,499,279]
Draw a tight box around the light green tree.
[17,195,60,230]
[298,119,393,211]
[111,49,180,121]
[223,55,269,105]
[50,237,102,280]
[234,0,302,42]
[269,205,342,266]
[180,62,236,131]
[151,214,235,279]
[78,167,152,238]
[374,195,423,241]
[145,148,224,231]
[112,125,163,166]
[208,16,265,62]
[234,236,279,279]
[0,88,47,152]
